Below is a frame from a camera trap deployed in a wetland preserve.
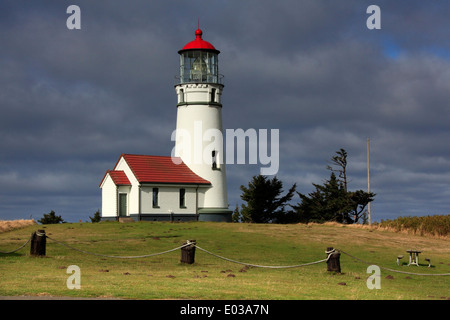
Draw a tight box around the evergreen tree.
[240,175,296,223]
[89,210,102,223]
[327,148,348,192]
[347,190,375,223]
[231,205,241,222]
[292,149,375,224]
[292,172,351,223]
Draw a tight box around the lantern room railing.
[175,73,224,85]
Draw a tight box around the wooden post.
[180,240,196,264]
[30,230,46,256]
[326,247,341,273]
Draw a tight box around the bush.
[38,210,65,224]
[89,210,101,223]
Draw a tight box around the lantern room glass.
[179,50,220,84]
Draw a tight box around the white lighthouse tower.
[174,28,231,222]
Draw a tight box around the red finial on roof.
[178,27,219,54]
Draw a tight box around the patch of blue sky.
[381,37,403,59]
[381,36,450,61]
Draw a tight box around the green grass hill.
[0,221,449,300]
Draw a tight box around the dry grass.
[0,220,37,233]
[217,221,450,255]
[307,221,449,240]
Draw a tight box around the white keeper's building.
[99,28,232,222]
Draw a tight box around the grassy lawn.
[0,221,449,300]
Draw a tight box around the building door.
[119,193,127,217]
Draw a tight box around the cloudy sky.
[1,0,449,222]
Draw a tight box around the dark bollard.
[30,230,46,256]
[180,240,196,264]
[326,247,341,273]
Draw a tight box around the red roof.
[179,29,219,54]
[108,170,131,186]
[99,170,131,187]
[106,154,210,185]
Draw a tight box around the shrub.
[38,210,65,224]
[89,210,101,223]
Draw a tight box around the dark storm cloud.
[380,1,450,53]
[0,0,449,221]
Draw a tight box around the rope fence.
[0,237,31,254]
[45,234,190,259]
[194,244,330,269]
[1,230,449,276]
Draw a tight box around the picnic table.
[406,249,421,266]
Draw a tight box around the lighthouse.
[100,28,232,222]
[173,28,231,222]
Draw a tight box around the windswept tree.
[326,148,348,192]
[347,190,375,223]
[291,172,351,223]
[239,175,296,223]
[292,149,375,224]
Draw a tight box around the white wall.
[140,185,208,214]
[100,174,117,217]
[101,155,213,218]
[174,83,229,209]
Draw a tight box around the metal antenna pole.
[367,138,371,225]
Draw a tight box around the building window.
[152,188,159,208]
[179,188,186,208]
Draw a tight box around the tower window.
[179,188,186,208]
[212,150,218,170]
[152,188,159,208]
[210,88,216,103]
[179,89,184,103]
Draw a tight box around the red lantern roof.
[179,29,220,54]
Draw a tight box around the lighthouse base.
[198,208,232,222]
